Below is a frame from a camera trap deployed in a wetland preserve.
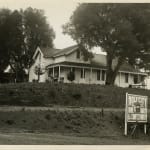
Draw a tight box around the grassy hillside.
[0,83,149,108]
[0,107,149,143]
[0,107,149,144]
[0,109,123,136]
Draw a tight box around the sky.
[0,0,148,54]
[0,0,106,54]
[0,0,78,49]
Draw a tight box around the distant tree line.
[0,7,55,82]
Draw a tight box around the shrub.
[45,114,51,120]
[72,93,82,100]
[9,90,14,96]
[48,89,56,99]
[5,120,15,125]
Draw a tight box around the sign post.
[124,93,148,136]
[124,93,128,135]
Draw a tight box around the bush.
[48,89,56,99]
[5,120,15,125]
[72,93,82,100]
[45,114,51,120]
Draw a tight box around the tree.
[34,65,45,82]
[0,9,11,73]
[23,7,55,67]
[63,4,150,85]
[0,7,55,82]
[7,10,26,82]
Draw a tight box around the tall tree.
[7,10,26,82]
[0,9,11,73]
[63,4,150,85]
[23,7,55,67]
[0,8,55,82]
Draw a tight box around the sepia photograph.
[0,0,150,146]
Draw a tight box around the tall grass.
[0,82,149,108]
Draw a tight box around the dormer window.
[76,50,80,59]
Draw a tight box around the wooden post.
[119,72,121,87]
[83,68,85,78]
[144,124,147,134]
[53,67,54,77]
[58,66,61,81]
[124,93,128,136]
[90,68,92,84]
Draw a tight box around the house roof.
[91,54,145,74]
[39,47,61,58]
[40,45,78,58]
[39,45,146,75]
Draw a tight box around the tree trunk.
[106,69,118,85]
[106,55,124,85]
[37,69,40,82]
[105,54,114,85]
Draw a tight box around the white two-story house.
[29,45,147,88]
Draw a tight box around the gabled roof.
[39,47,61,58]
[38,45,146,75]
[91,54,145,74]
[40,45,78,58]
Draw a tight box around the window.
[134,75,138,84]
[101,70,105,81]
[76,50,80,59]
[81,69,85,78]
[54,67,59,78]
[125,73,129,83]
[140,76,145,82]
[97,70,100,80]
[48,68,53,77]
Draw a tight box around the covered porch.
[46,62,107,84]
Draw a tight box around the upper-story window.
[76,50,80,59]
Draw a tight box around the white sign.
[126,93,148,122]
[124,93,148,135]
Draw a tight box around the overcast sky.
[0,0,147,54]
[0,0,78,49]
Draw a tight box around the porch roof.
[46,61,147,75]
[46,61,105,69]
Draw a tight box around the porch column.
[119,72,121,86]
[138,73,140,83]
[90,68,92,84]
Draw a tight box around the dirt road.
[0,132,149,145]
[0,105,124,112]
